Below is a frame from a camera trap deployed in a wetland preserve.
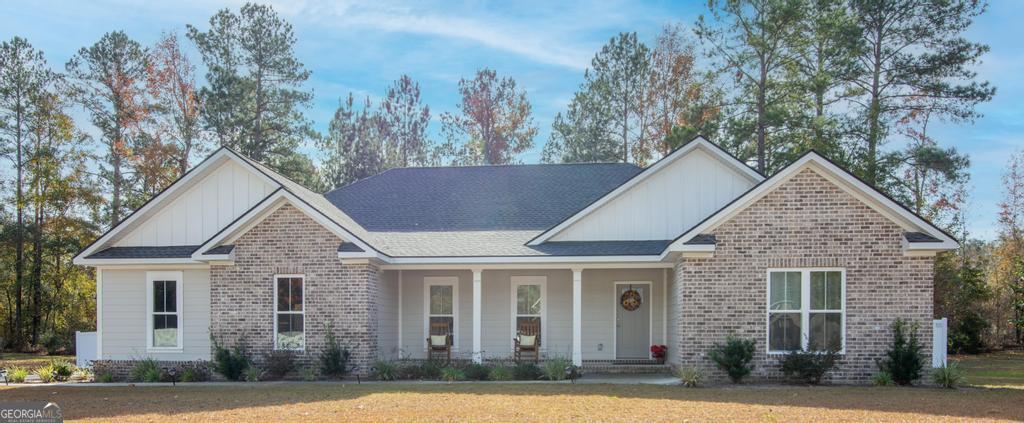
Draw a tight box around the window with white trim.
[275,275,305,350]
[147,271,183,350]
[767,269,845,353]
[512,277,546,345]
[427,284,455,342]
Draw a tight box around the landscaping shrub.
[319,323,352,379]
[7,367,29,383]
[36,365,55,383]
[372,360,398,381]
[180,362,210,382]
[463,362,492,381]
[47,358,75,382]
[419,360,444,380]
[542,357,571,381]
[131,358,163,382]
[872,371,894,386]
[779,349,840,385]
[675,365,703,388]
[512,362,543,380]
[301,367,318,381]
[244,366,264,382]
[708,335,756,383]
[877,318,924,386]
[73,366,93,381]
[213,338,251,381]
[263,350,296,380]
[488,365,513,381]
[932,362,964,389]
[397,362,425,380]
[440,366,465,382]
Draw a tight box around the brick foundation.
[673,169,934,384]
[209,203,379,375]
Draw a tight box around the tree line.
[1,1,1020,353]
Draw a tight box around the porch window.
[146,271,183,350]
[275,275,305,350]
[511,276,546,346]
[428,284,455,343]
[767,269,845,353]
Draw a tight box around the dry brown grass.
[1,353,75,371]
[2,383,1022,422]
[955,350,1024,389]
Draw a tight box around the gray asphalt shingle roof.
[324,163,641,232]
[87,245,198,259]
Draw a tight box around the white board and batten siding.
[114,160,276,247]
[551,148,757,241]
[100,269,211,361]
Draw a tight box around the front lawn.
[955,349,1024,388]
[1,352,76,371]
[1,383,1021,422]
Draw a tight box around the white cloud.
[269,0,596,70]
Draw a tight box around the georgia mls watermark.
[0,402,62,423]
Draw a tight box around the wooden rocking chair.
[426,322,453,362]
[513,320,541,363]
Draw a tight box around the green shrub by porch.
[709,335,756,383]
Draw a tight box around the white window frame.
[146,271,184,352]
[423,276,459,352]
[510,276,548,353]
[274,274,306,351]
[765,268,846,354]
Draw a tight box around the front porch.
[375,266,675,367]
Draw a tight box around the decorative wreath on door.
[620,287,643,311]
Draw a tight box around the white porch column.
[572,267,583,367]
[472,268,483,363]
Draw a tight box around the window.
[275,275,304,350]
[511,276,546,349]
[767,269,845,353]
[146,271,183,350]
[425,277,458,348]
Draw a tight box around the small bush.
[245,366,264,382]
[779,349,841,385]
[7,367,29,383]
[372,360,398,381]
[877,318,924,386]
[463,363,492,381]
[320,323,352,379]
[488,365,513,381]
[301,367,318,381]
[48,359,75,382]
[131,358,163,383]
[708,335,756,383]
[419,360,444,380]
[440,366,465,382]
[872,371,894,386]
[263,350,296,380]
[512,362,543,380]
[41,331,72,355]
[73,367,93,381]
[397,362,425,380]
[180,362,211,382]
[36,365,55,383]
[97,372,115,383]
[675,365,703,388]
[542,357,571,381]
[932,362,964,389]
[213,339,250,381]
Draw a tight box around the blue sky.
[3,0,1022,240]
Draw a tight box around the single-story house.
[73,136,955,382]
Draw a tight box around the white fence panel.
[76,331,97,368]
[932,318,947,368]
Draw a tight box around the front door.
[615,283,651,359]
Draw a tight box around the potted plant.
[650,344,668,363]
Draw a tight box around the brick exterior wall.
[209,203,379,375]
[673,168,935,384]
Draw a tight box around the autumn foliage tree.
[147,32,206,177]
[439,68,537,165]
